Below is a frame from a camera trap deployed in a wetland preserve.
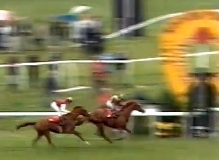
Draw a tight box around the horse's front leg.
[72,130,91,145]
[113,126,131,140]
[97,124,113,144]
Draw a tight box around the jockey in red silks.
[50,97,73,116]
[105,94,124,117]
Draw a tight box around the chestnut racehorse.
[16,106,90,146]
[89,101,145,143]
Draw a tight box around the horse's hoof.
[114,137,124,141]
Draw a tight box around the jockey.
[50,97,73,116]
[106,94,124,112]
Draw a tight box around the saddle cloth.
[48,116,60,123]
[104,109,114,118]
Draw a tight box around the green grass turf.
[0,0,218,159]
[1,134,219,160]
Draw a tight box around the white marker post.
[195,44,210,68]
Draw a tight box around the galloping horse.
[89,101,145,143]
[16,106,90,146]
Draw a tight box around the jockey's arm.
[106,100,114,109]
[60,104,70,113]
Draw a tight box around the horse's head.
[60,106,89,126]
[71,115,87,126]
[124,101,145,113]
[72,106,90,118]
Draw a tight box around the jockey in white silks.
[50,97,72,116]
[105,94,128,138]
[106,94,124,114]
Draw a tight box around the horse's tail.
[16,122,36,130]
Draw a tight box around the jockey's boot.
[57,126,63,133]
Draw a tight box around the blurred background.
[0,0,218,141]
[1,0,219,160]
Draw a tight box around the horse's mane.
[63,106,86,118]
[63,106,84,116]
[73,106,83,110]
[125,100,137,106]
[121,100,137,110]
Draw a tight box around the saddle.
[48,116,60,123]
[104,109,119,118]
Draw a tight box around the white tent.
[0,10,13,21]
[69,6,92,14]
[0,10,26,21]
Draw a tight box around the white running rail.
[0,51,217,67]
[1,107,219,117]
[0,111,190,116]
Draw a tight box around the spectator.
[187,71,217,137]
[27,55,40,84]
[17,21,33,51]
[48,53,60,71]
[96,88,112,106]
[91,15,103,30]
[0,20,12,51]
[5,57,20,90]
[10,19,20,52]
[48,52,61,84]
[69,14,91,44]
[82,15,105,56]
[114,53,129,86]
[45,71,58,95]
[33,24,47,50]
[43,71,59,106]
[99,52,115,73]
[49,22,63,46]
[91,57,108,94]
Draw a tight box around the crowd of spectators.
[1,12,132,104]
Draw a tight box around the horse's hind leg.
[124,127,132,134]
[72,130,91,145]
[44,131,55,147]
[32,131,43,147]
[97,124,112,144]
[118,127,131,139]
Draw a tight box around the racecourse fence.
[0,111,189,116]
[0,107,219,117]
[1,107,216,134]
[1,109,218,134]
[0,50,217,92]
